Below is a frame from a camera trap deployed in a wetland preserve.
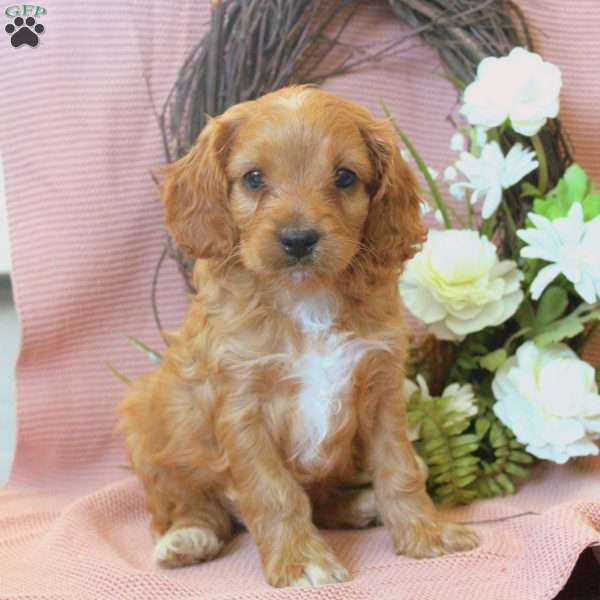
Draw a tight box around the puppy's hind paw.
[153,526,223,568]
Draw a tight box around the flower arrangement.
[117,3,599,508]
[392,47,600,504]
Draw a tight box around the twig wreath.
[125,0,600,505]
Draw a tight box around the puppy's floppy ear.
[161,115,238,260]
[361,118,427,268]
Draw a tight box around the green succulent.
[531,164,600,221]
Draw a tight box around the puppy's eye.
[335,168,358,189]
[243,169,264,190]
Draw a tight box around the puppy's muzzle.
[278,228,320,261]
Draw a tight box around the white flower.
[474,126,488,147]
[427,166,439,180]
[419,201,431,216]
[461,47,562,136]
[493,341,600,463]
[449,182,466,200]
[433,209,444,224]
[444,166,457,181]
[517,203,600,303]
[454,141,538,219]
[400,230,524,341]
[450,132,465,152]
[443,382,478,423]
[405,375,477,441]
[405,375,430,441]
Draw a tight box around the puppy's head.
[163,86,426,286]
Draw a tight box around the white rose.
[461,47,562,136]
[493,341,600,463]
[400,230,524,341]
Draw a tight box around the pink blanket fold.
[1,1,599,598]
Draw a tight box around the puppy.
[119,86,478,587]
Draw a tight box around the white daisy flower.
[450,132,465,152]
[449,182,466,200]
[444,166,457,181]
[474,126,488,147]
[454,141,538,219]
[517,203,600,303]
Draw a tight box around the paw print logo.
[5,16,45,48]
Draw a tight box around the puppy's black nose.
[279,228,320,259]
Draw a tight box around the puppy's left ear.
[161,114,239,260]
[361,118,427,268]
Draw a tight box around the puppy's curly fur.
[119,86,478,587]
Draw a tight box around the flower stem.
[465,194,474,229]
[501,197,519,254]
[531,134,549,194]
[380,101,453,229]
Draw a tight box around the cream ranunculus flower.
[400,230,524,341]
[493,341,600,463]
[460,47,562,136]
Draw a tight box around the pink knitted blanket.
[1,2,599,598]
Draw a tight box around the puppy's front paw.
[266,535,349,587]
[153,526,223,568]
[392,519,479,559]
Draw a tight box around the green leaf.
[107,363,130,384]
[535,286,568,327]
[582,192,600,221]
[505,462,529,478]
[495,473,515,494]
[509,450,534,464]
[516,301,537,330]
[563,163,588,200]
[455,474,478,488]
[127,336,163,363]
[452,443,480,457]
[449,434,480,448]
[532,164,600,222]
[479,349,508,372]
[534,312,586,346]
[475,417,491,439]
[521,182,543,199]
[423,437,447,454]
[433,471,453,484]
[489,422,507,448]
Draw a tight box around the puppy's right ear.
[161,116,237,260]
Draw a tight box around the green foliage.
[532,164,600,221]
[473,414,533,498]
[109,337,163,384]
[515,295,600,347]
[479,348,508,372]
[408,390,480,505]
[127,336,163,363]
[407,384,535,505]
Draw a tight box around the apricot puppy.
[119,86,478,587]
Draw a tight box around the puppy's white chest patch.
[290,291,388,464]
